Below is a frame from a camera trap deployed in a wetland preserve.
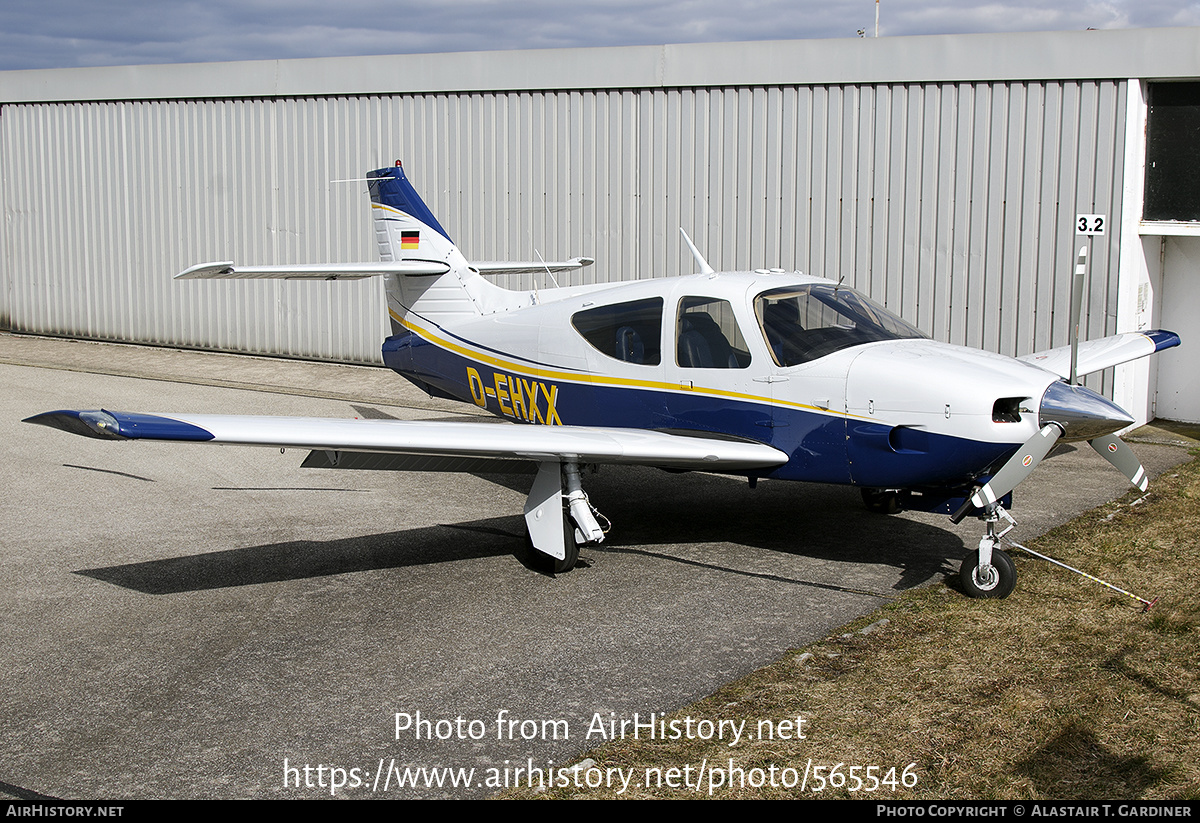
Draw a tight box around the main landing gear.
[861,488,904,515]
[522,461,608,573]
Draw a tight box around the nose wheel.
[960,544,1016,598]
[960,506,1018,599]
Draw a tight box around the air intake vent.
[992,397,1024,423]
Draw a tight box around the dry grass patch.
[501,458,1200,800]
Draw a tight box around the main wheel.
[554,513,580,573]
[960,547,1016,599]
[523,512,580,574]
[861,488,902,515]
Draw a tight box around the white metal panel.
[1,75,1130,379]
[5,28,1200,104]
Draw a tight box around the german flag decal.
[401,230,420,249]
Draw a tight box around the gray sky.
[3,0,1199,72]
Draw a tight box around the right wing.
[25,410,787,562]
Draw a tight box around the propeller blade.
[970,423,1065,511]
[1089,434,1148,492]
[1069,246,1087,386]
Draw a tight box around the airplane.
[25,161,1181,600]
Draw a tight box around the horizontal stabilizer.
[473,257,594,275]
[175,261,451,280]
[25,411,788,472]
[1019,330,1180,379]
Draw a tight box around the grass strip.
[502,456,1200,799]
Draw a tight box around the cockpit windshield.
[755,283,927,366]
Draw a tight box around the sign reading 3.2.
[1076,214,1106,235]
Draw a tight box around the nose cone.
[1038,381,1134,442]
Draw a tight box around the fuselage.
[381,269,1063,493]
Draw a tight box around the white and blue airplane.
[26,161,1181,598]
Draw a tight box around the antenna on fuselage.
[679,228,715,275]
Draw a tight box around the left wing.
[1019,330,1180,379]
[23,410,785,471]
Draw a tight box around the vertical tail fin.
[367,162,462,267]
[369,162,504,323]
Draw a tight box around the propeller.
[952,423,1063,522]
[951,245,1148,523]
[952,406,1146,523]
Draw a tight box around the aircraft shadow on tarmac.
[75,466,964,596]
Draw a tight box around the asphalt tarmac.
[1,332,1192,799]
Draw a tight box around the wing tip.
[1144,329,1181,352]
[23,410,126,439]
[24,410,215,441]
[175,262,236,280]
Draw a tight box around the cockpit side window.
[755,284,926,366]
[676,296,752,369]
[571,297,663,365]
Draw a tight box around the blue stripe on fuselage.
[382,330,1016,489]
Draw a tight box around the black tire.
[960,547,1016,599]
[524,512,579,574]
[861,488,902,515]
[554,513,580,573]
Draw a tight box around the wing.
[1018,330,1180,379]
[175,257,594,281]
[23,410,786,472]
[25,410,786,563]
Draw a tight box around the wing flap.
[300,451,537,474]
[25,411,788,472]
[1019,330,1180,379]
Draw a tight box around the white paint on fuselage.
[391,269,1059,451]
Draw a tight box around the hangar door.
[1145,83,1200,423]
[1155,237,1199,422]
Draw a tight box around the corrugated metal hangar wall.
[1,29,1197,398]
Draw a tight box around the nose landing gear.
[961,505,1018,599]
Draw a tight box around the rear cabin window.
[571,297,663,365]
[676,296,752,369]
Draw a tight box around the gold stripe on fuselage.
[389,309,859,419]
